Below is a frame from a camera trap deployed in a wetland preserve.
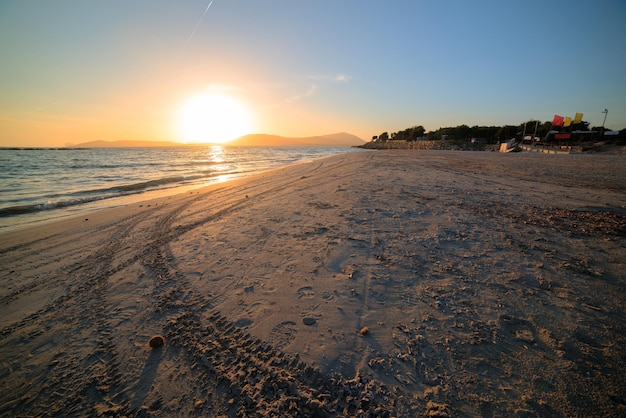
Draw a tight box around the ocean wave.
[109,176,187,193]
[0,172,241,218]
[0,197,106,218]
[40,177,185,200]
[0,146,358,223]
[0,177,186,218]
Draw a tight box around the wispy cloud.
[333,74,350,82]
[308,73,351,82]
[286,84,319,103]
[284,73,350,103]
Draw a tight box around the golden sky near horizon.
[1,1,624,147]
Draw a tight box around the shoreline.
[0,157,318,239]
[0,149,360,235]
[1,150,625,416]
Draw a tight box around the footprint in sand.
[209,293,227,307]
[234,317,253,328]
[297,286,315,298]
[401,292,421,307]
[268,321,298,349]
[498,314,537,345]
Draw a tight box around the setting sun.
[177,91,253,144]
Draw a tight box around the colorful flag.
[563,116,572,127]
[573,112,584,124]
[552,115,564,126]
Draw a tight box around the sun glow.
[176,91,253,144]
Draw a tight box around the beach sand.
[1,150,625,417]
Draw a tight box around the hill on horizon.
[73,140,181,148]
[75,132,365,148]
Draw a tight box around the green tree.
[409,125,426,140]
[495,125,518,142]
[454,125,471,140]
[426,130,440,140]
[390,125,425,141]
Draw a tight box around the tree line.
[371,119,623,144]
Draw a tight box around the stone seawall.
[358,140,495,151]
[358,140,625,154]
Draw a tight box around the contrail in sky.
[181,0,213,53]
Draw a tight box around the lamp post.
[601,109,608,137]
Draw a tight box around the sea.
[0,146,362,232]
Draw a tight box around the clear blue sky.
[1,0,625,146]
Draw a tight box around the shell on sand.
[359,326,369,336]
[149,335,165,348]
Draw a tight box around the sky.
[1,0,625,147]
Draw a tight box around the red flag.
[552,115,564,126]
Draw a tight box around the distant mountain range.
[75,132,365,148]
[73,140,181,148]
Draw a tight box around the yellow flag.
[573,112,583,124]
[564,117,572,127]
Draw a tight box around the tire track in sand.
[128,166,408,415]
[0,156,417,416]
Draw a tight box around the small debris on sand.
[359,326,370,336]
[148,335,165,348]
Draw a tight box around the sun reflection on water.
[205,145,234,183]
[212,173,238,184]
[208,145,225,163]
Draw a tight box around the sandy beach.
[1,150,625,417]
